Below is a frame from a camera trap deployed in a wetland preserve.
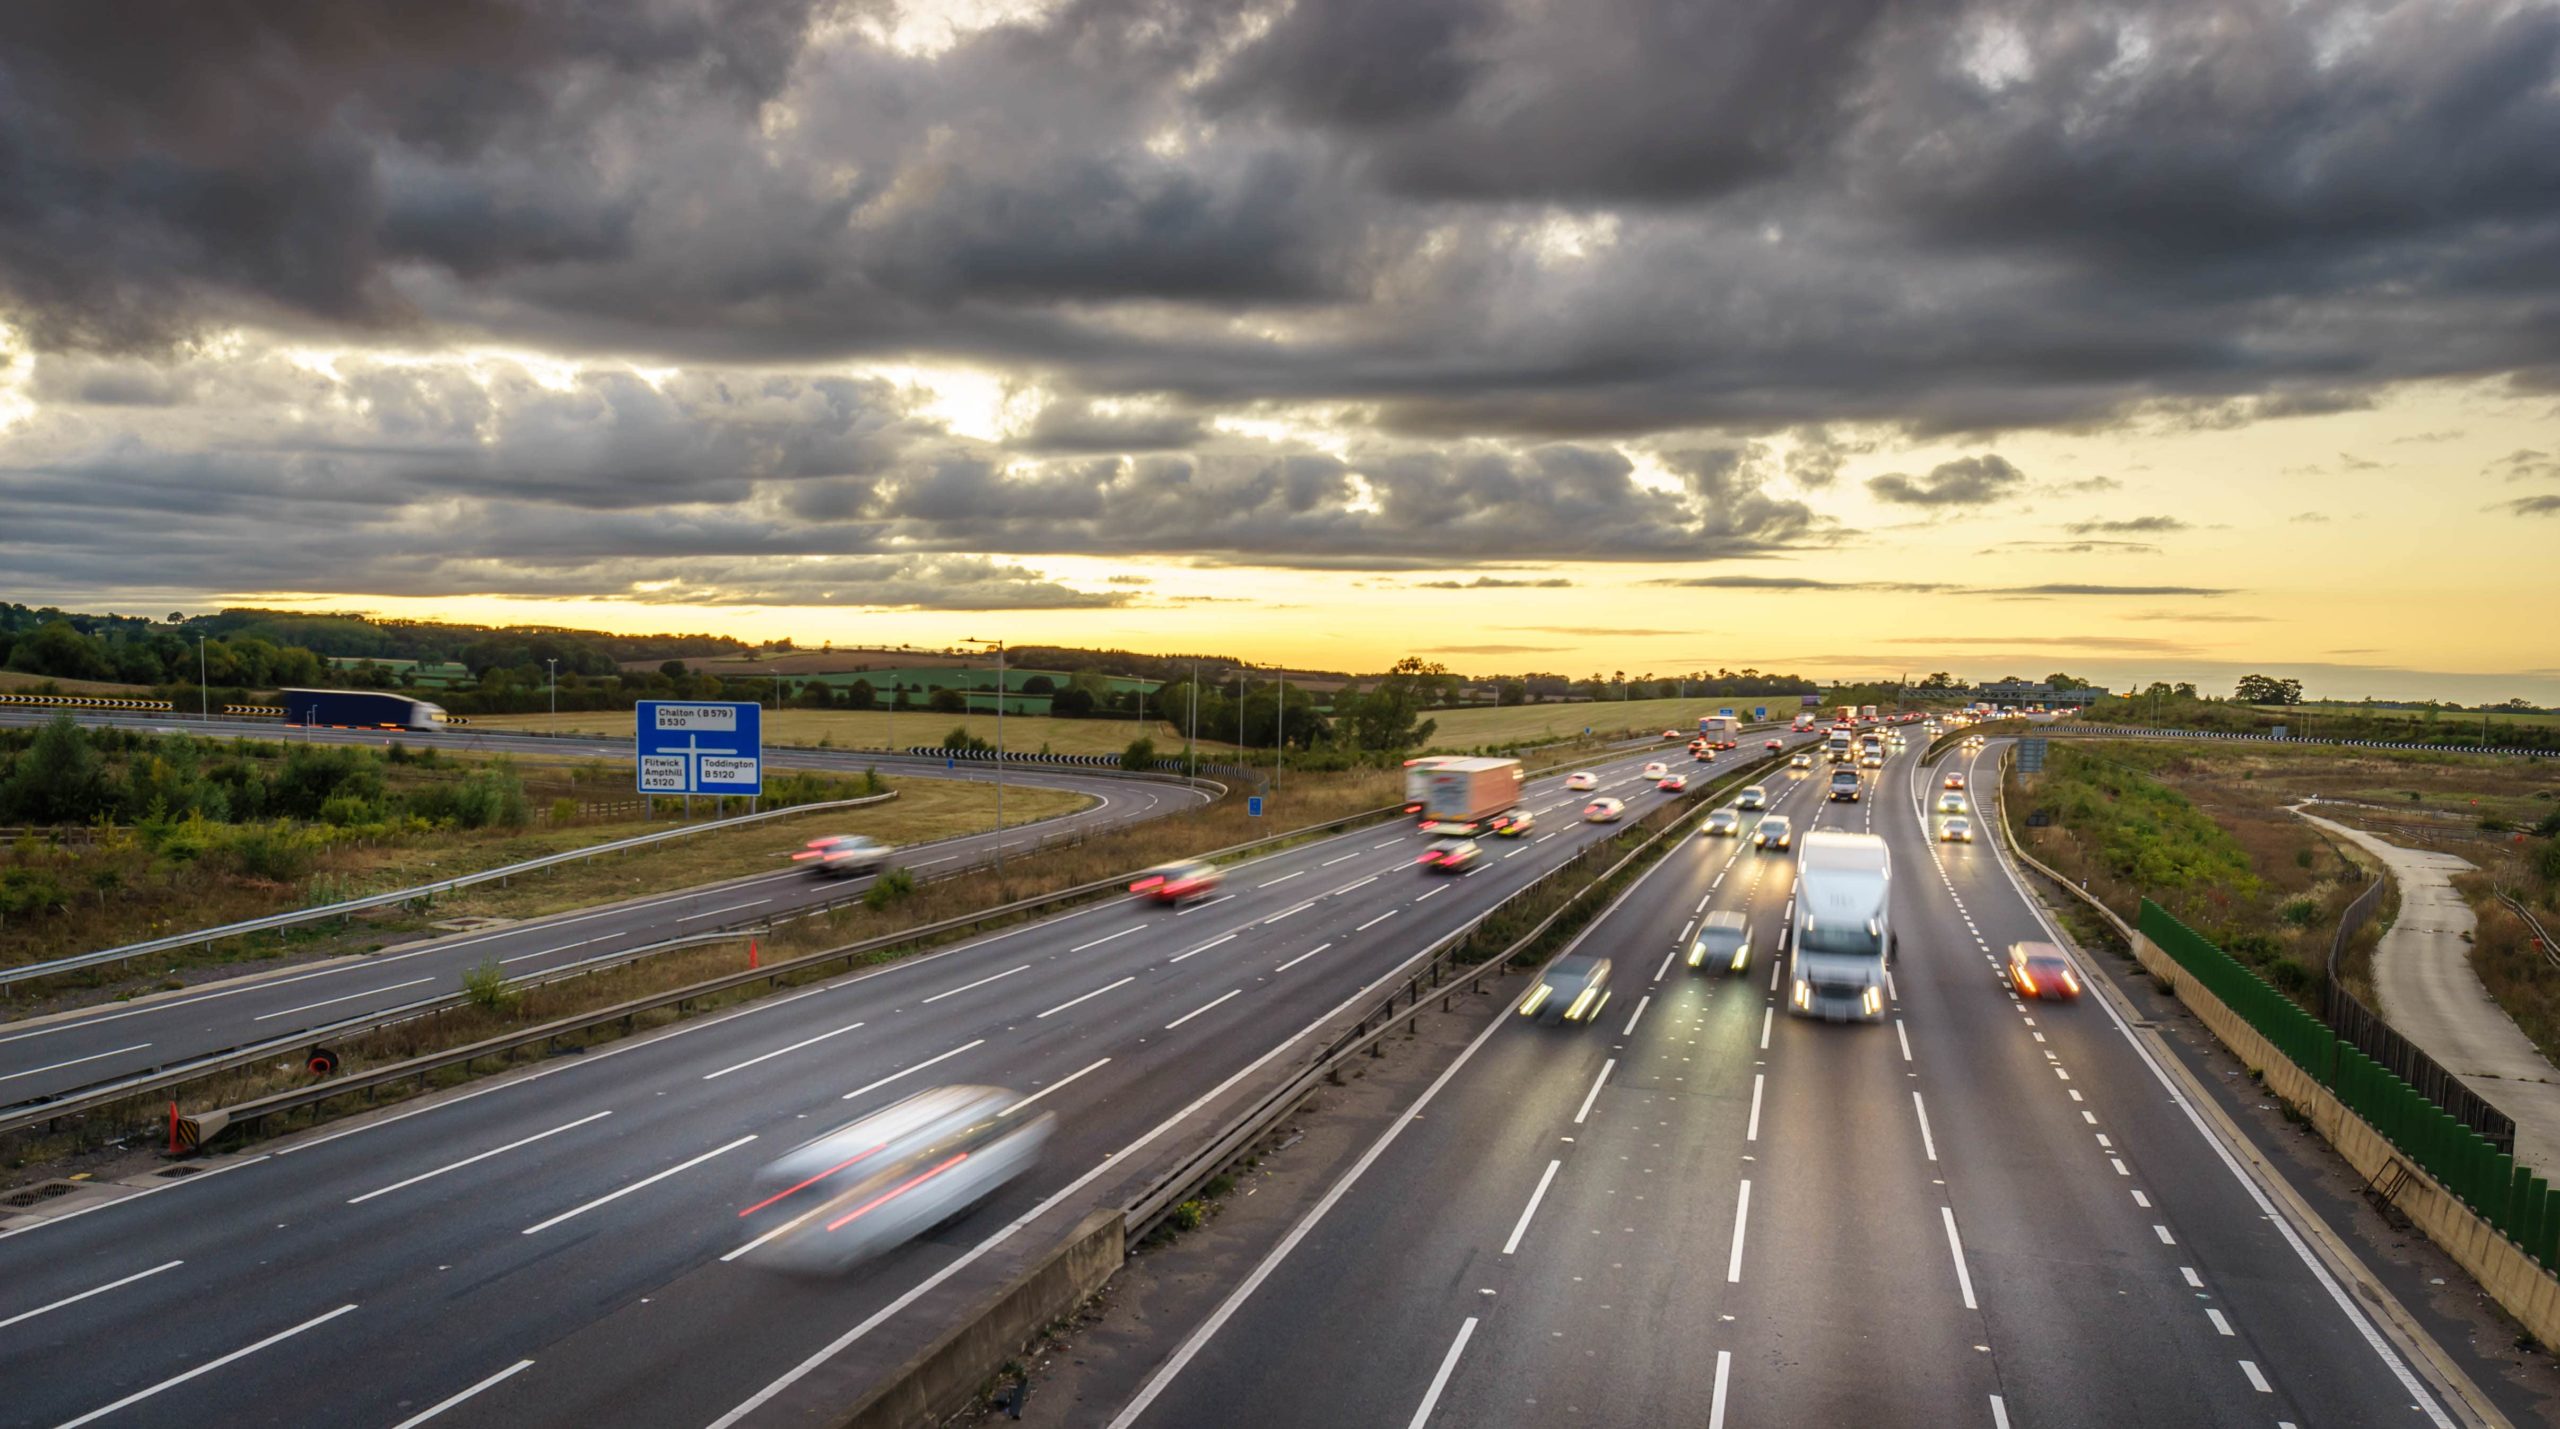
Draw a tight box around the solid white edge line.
[0,1258,182,1330]
[1165,990,1242,1031]
[54,1302,358,1429]
[1726,1179,1751,1283]
[349,1110,613,1204]
[702,1021,867,1080]
[1573,1058,1614,1126]
[1405,1317,1479,1429]
[919,963,1030,1004]
[1913,1091,1938,1162]
[1971,746,2455,1428]
[521,1134,756,1235]
[1708,1349,1733,1429]
[1501,1160,1563,1256]
[842,1039,986,1101]
[387,1358,537,1429]
[1941,1205,1977,1309]
[1037,977,1136,1019]
[1747,1073,1765,1142]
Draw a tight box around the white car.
[1736,785,1768,810]
[1940,816,1974,843]
[1565,771,1599,792]
[1642,762,1669,779]
[1788,753,1813,770]
[1702,808,1741,836]
[1584,797,1626,823]
[1938,792,1969,815]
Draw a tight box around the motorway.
[1109,732,2465,1429]
[0,713,1216,1109]
[0,733,1815,1427]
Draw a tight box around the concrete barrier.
[825,1208,1125,1429]
[2128,929,2560,1350]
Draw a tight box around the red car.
[1657,774,1689,792]
[2008,942,2082,1000]
[1764,739,1783,751]
[1130,860,1223,904]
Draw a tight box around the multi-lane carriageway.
[1112,733,2469,1429]
[0,713,1210,1108]
[0,732,1786,1427]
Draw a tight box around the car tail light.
[1129,876,1164,893]
[792,849,821,861]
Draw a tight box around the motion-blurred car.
[1417,838,1482,873]
[1489,808,1536,838]
[1663,729,1683,740]
[1642,761,1669,779]
[1702,807,1741,836]
[1736,785,1768,810]
[1693,747,1717,762]
[1940,816,1974,843]
[1765,738,1784,751]
[1859,752,1884,768]
[1129,860,1223,904]
[1753,814,1793,852]
[1584,797,1626,823]
[1944,772,1967,790]
[737,1085,1053,1276]
[1716,739,1739,751]
[1689,910,1751,973]
[1937,792,1968,815]
[2007,942,2081,1000]
[1788,752,1814,770]
[796,835,894,878]
[1518,954,1613,1024]
[1565,771,1599,791]
[1657,773,1689,793]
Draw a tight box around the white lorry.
[1416,757,1525,836]
[1789,831,1894,1022]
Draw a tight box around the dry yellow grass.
[1425,695,1801,751]
[475,706,1232,757]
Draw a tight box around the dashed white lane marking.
[1036,977,1136,1019]
[2239,1360,2272,1393]
[0,1258,184,1330]
[2181,1266,2204,1288]
[1502,1160,1563,1256]
[2131,1189,2151,1208]
[1273,942,1333,974]
[1372,839,1403,850]
[1165,989,1242,1030]
[1759,1007,1773,1051]
[1406,1318,1479,1429]
[1012,1056,1112,1111]
[1356,910,1399,932]
[1329,875,1381,896]
[1264,900,1317,923]
[350,1110,614,1204]
[1708,1350,1733,1429]
[0,1042,153,1081]
[1913,1092,1939,1161]
[1655,949,1676,982]
[1574,1059,1615,1125]
[1989,1396,2011,1429]
[1259,870,1305,888]
[1321,852,1362,867]
[921,965,1030,1004]
[1941,1206,1978,1309]
[522,1134,756,1235]
[2207,1307,2235,1336]
[2153,1223,2176,1244]
[702,1021,869,1081]
[253,978,435,1021]
[677,898,770,923]
[842,1039,985,1101]
[1415,886,1448,902]
[1726,1179,1752,1283]
[1069,925,1143,953]
[1170,933,1240,964]
[55,1302,361,1429]
[1896,1019,1913,1062]
[1622,994,1652,1036]
[2112,1158,2131,1176]
[1747,1074,1765,1142]
[387,1358,536,1429]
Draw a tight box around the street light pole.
[1275,665,1285,805]
[546,658,558,726]
[196,634,207,721]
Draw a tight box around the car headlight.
[1519,984,1553,1016]
[1731,942,1750,971]
[1687,941,1705,966]
[1564,987,1599,1022]
[1862,986,1883,1016]
[1792,979,1810,1009]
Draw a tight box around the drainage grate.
[153,1164,205,1179]
[3,1182,75,1208]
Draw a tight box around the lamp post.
[546,658,558,726]
[964,638,1005,876]
[196,634,207,721]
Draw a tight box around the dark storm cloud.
[1865,455,2025,508]
[1011,399,1209,454]
[0,0,2551,442]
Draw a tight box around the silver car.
[1689,910,1751,973]
[737,1085,1053,1275]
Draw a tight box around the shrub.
[864,867,917,910]
[2278,897,2318,927]
[1122,736,1158,772]
[550,797,580,825]
[231,821,323,882]
[461,958,518,1012]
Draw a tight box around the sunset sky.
[3,0,2555,701]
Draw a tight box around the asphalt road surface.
[0,734,1812,1428]
[1,713,1218,1109]
[1109,733,2467,1429]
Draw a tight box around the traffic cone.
[749,938,760,969]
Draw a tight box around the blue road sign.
[1718,707,1734,718]
[1754,706,1768,720]
[1248,796,1264,817]
[636,701,763,795]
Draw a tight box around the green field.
[1424,695,1810,751]
[2275,702,2560,729]
[473,708,1230,757]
